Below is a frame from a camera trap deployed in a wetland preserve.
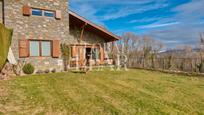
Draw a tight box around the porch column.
[112,42,115,60]
[100,45,104,64]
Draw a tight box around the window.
[31,8,56,18]
[91,48,99,59]
[41,41,51,56]
[29,40,51,57]
[44,11,55,17]
[30,41,40,56]
[32,9,42,16]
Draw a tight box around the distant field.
[0,69,204,114]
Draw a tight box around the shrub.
[44,69,50,73]
[196,62,203,73]
[23,63,35,74]
[51,69,56,73]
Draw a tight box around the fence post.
[190,58,193,72]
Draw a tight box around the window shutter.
[19,39,29,58]
[22,5,31,16]
[55,10,62,20]
[100,46,104,64]
[52,40,60,58]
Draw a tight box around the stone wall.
[4,0,70,72]
[70,26,106,45]
[2,0,112,72]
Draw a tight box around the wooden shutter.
[22,5,31,16]
[100,46,104,64]
[52,40,60,58]
[79,47,85,66]
[55,10,62,20]
[19,39,29,58]
[71,46,77,57]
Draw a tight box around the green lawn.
[0,69,204,114]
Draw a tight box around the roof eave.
[69,10,120,42]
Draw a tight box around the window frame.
[31,8,43,16]
[29,41,40,57]
[29,40,52,57]
[41,41,52,56]
[31,7,56,18]
[44,10,55,17]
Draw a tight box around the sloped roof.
[69,11,121,42]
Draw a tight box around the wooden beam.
[79,23,87,43]
[69,11,120,41]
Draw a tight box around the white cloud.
[137,0,204,48]
[129,17,161,23]
[70,0,204,48]
[70,0,155,6]
[137,22,180,29]
[172,0,204,22]
[70,0,168,22]
[100,2,168,21]
[70,2,104,25]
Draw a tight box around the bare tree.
[119,32,140,67]
[140,36,164,68]
[118,32,164,68]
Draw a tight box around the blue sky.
[70,0,204,48]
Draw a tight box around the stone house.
[0,0,120,72]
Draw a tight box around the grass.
[0,69,204,114]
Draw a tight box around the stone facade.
[69,26,106,45]
[4,0,69,72]
[1,0,117,73]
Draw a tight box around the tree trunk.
[63,59,68,71]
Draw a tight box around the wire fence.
[127,57,204,73]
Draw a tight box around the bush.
[23,63,35,74]
[51,69,56,73]
[196,62,203,73]
[44,69,50,73]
